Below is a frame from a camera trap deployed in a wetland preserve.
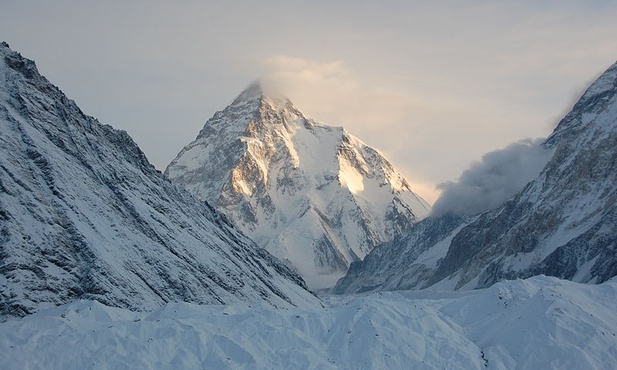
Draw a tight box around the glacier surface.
[1,276,615,369]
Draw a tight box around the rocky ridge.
[0,42,320,318]
[335,60,617,294]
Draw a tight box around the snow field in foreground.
[1,275,615,370]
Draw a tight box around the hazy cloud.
[260,55,419,128]
[1,1,615,205]
[431,139,553,217]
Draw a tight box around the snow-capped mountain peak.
[231,80,292,110]
[166,83,430,289]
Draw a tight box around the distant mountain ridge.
[335,60,617,294]
[0,42,320,318]
[166,82,430,288]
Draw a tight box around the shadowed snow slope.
[0,42,320,318]
[336,60,617,294]
[1,276,615,369]
[165,82,430,289]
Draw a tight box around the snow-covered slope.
[336,60,617,294]
[1,276,615,369]
[0,42,320,318]
[335,214,470,293]
[166,82,430,289]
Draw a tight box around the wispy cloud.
[260,55,420,127]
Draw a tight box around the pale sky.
[1,0,616,204]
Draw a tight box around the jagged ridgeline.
[165,82,431,289]
[335,61,617,294]
[0,42,321,318]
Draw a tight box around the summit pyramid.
[166,82,431,288]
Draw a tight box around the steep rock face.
[334,214,468,293]
[166,83,430,288]
[0,42,320,318]
[335,61,617,294]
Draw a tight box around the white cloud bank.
[431,139,553,217]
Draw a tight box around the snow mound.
[1,276,615,369]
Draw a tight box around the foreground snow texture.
[1,276,615,370]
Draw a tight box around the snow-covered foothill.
[1,276,615,369]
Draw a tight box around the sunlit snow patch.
[338,156,364,194]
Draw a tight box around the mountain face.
[165,83,430,289]
[0,42,320,319]
[334,214,468,293]
[335,61,617,294]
